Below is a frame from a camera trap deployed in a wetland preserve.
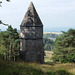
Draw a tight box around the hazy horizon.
[0,26,73,33]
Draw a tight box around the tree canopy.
[52,29,75,63]
[43,38,54,51]
[0,25,20,61]
[0,0,10,7]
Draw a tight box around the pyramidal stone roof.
[21,2,43,27]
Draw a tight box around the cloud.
[0,0,75,31]
[37,0,75,14]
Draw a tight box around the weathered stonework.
[20,2,44,63]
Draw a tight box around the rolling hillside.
[43,32,62,41]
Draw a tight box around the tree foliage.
[43,33,61,39]
[0,0,10,7]
[43,38,54,51]
[0,25,20,61]
[52,29,75,63]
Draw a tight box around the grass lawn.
[0,51,75,75]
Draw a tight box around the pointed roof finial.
[21,2,43,27]
[30,1,34,6]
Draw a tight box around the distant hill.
[43,32,62,41]
[43,32,62,51]
[44,32,62,35]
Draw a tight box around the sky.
[0,0,75,32]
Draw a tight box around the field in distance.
[43,32,62,41]
[44,32,62,35]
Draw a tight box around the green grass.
[0,60,75,75]
[0,51,75,75]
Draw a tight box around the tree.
[43,38,54,51]
[44,44,52,50]
[0,31,9,60]
[0,0,10,6]
[52,29,75,63]
[0,20,9,26]
[0,0,10,25]
[0,25,20,61]
[7,25,20,61]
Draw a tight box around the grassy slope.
[0,51,75,75]
[44,51,53,62]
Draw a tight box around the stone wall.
[20,39,44,63]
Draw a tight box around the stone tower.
[20,2,44,63]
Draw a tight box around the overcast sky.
[0,0,75,32]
